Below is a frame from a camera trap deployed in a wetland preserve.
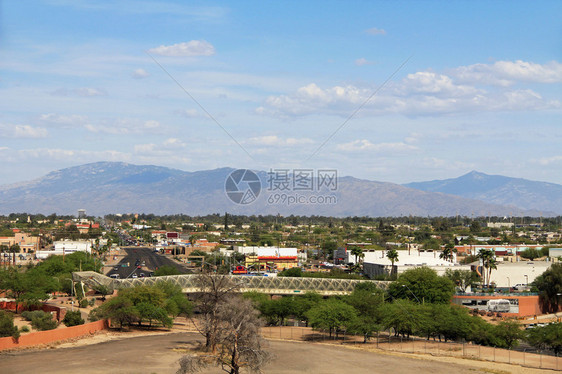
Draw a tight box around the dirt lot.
[0,331,555,374]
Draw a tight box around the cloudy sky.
[1,1,561,185]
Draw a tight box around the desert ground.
[0,330,555,374]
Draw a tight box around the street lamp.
[524,274,528,285]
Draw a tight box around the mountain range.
[0,162,555,217]
[404,171,562,215]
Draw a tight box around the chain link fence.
[261,326,561,371]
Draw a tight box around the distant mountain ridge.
[0,162,548,217]
[404,171,562,215]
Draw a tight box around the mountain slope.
[404,171,562,214]
[0,162,544,217]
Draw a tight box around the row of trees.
[243,282,523,348]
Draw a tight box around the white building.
[36,240,93,259]
[487,261,552,287]
[220,246,306,262]
[363,249,469,278]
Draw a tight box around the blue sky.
[1,0,561,185]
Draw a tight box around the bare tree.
[192,273,242,352]
[178,296,271,374]
[214,297,271,374]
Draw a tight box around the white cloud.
[132,68,150,79]
[0,124,48,138]
[38,113,88,126]
[246,135,315,147]
[355,58,375,66]
[143,120,161,129]
[176,109,200,118]
[51,87,107,97]
[15,148,131,162]
[535,155,562,166]
[365,27,386,36]
[257,61,561,117]
[336,140,418,153]
[452,60,562,86]
[84,119,162,135]
[162,137,186,148]
[399,72,481,97]
[147,40,215,57]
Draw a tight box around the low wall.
[0,301,67,322]
[0,319,108,350]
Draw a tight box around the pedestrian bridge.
[72,271,389,296]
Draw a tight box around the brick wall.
[0,320,108,350]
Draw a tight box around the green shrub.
[79,298,89,308]
[21,310,46,322]
[23,310,58,331]
[20,325,30,333]
[0,310,19,338]
[88,298,95,307]
[62,310,85,327]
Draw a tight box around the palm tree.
[349,245,364,264]
[8,244,20,267]
[439,243,457,263]
[386,247,399,279]
[478,248,495,287]
[0,245,8,269]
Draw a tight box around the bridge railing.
[72,271,389,295]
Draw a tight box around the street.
[106,247,190,279]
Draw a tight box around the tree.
[1,267,57,313]
[380,299,425,339]
[493,320,523,349]
[193,273,241,352]
[386,248,399,279]
[345,285,384,342]
[307,298,357,338]
[214,297,271,374]
[444,269,480,293]
[430,304,473,342]
[0,310,19,338]
[277,267,302,277]
[93,284,113,301]
[533,263,562,313]
[478,248,496,287]
[8,244,20,266]
[63,310,85,327]
[387,267,455,304]
[0,245,8,269]
[177,297,271,374]
[439,243,457,263]
[95,296,140,329]
[154,265,181,276]
[349,245,364,264]
[526,323,562,354]
[520,248,541,260]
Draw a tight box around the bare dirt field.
[0,331,555,374]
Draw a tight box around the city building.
[363,249,469,278]
[35,240,92,259]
